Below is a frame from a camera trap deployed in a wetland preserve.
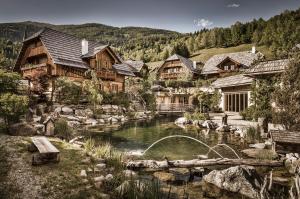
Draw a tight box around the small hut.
[43,117,55,136]
[269,130,300,153]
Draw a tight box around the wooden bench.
[30,136,60,165]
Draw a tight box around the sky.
[0,0,299,33]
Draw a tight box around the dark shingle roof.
[202,51,263,75]
[16,28,109,70]
[244,59,289,75]
[112,63,136,76]
[270,130,300,144]
[211,74,253,88]
[164,54,200,74]
[124,60,145,72]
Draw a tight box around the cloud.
[227,3,240,8]
[194,19,213,28]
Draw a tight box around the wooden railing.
[156,103,194,112]
[21,63,50,77]
[96,70,116,80]
[28,46,47,57]
[160,72,181,79]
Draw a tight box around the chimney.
[81,39,88,55]
[193,61,197,69]
[251,46,256,54]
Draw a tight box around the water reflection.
[86,117,255,160]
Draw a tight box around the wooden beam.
[125,158,284,169]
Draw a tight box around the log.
[125,158,284,169]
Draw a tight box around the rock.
[153,171,175,182]
[98,119,105,124]
[67,121,81,128]
[169,168,190,182]
[85,118,98,125]
[285,153,300,174]
[9,122,37,136]
[81,157,91,164]
[94,175,105,182]
[203,166,262,199]
[216,125,230,132]
[62,106,73,115]
[80,170,87,178]
[175,117,188,125]
[33,116,41,123]
[95,163,106,169]
[105,174,114,181]
[112,105,119,110]
[192,120,204,126]
[123,170,137,178]
[36,104,47,116]
[191,167,205,177]
[108,117,118,123]
[94,181,103,189]
[249,143,266,149]
[242,149,278,159]
[64,115,80,121]
[202,120,217,129]
[98,193,110,199]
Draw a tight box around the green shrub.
[54,119,73,141]
[114,179,164,199]
[55,77,82,104]
[0,93,28,126]
[83,138,95,154]
[184,112,206,121]
[102,92,130,108]
[240,106,256,121]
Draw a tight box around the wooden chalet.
[157,54,201,81]
[14,28,136,94]
[212,74,253,112]
[202,48,263,78]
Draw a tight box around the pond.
[87,117,255,160]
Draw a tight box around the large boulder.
[285,153,300,174]
[153,171,175,183]
[203,166,262,199]
[9,122,37,136]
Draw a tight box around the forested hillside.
[0,8,299,70]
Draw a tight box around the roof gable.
[158,54,200,74]
[202,51,263,75]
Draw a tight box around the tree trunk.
[125,158,284,169]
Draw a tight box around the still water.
[87,117,252,160]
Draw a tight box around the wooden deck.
[269,130,300,144]
[157,103,194,114]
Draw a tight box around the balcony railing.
[156,103,194,112]
[28,46,47,57]
[160,72,181,79]
[21,63,50,77]
[96,70,116,80]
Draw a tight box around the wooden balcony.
[28,46,47,57]
[21,63,50,78]
[156,103,194,113]
[96,70,116,80]
[160,72,180,79]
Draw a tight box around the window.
[171,97,176,104]
[224,66,229,70]
[112,84,118,93]
[231,65,235,70]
